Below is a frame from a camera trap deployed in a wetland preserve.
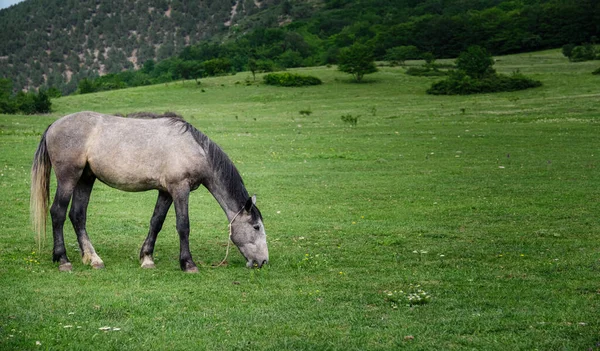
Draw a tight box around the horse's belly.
[89,157,165,192]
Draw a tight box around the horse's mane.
[120,111,183,119]
[121,112,261,219]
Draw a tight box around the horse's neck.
[204,177,245,222]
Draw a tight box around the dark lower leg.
[172,190,197,272]
[140,191,172,268]
[50,185,74,270]
[69,174,103,268]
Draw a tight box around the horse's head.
[229,195,269,268]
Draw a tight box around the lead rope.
[213,207,244,268]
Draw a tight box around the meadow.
[0,50,599,350]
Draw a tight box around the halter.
[213,206,245,267]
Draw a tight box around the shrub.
[32,90,52,114]
[427,46,541,95]
[202,58,232,76]
[46,87,62,99]
[427,70,542,95]
[341,114,359,126]
[567,44,597,62]
[11,90,52,114]
[593,67,600,75]
[0,99,17,114]
[263,72,322,87]
[78,78,97,94]
[405,67,448,77]
[562,44,576,59]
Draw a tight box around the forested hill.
[1,0,598,95]
[0,0,289,93]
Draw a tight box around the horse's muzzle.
[247,259,269,269]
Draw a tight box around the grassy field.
[1,49,599,350]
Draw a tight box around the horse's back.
[47,111,206,192]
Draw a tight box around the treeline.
[316,0,599,59]
[0,78,53,114]
[1,0,599,96]
[76,55,235,94]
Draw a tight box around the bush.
[427,71,541,95]
[0,99,17,114]
[427,46,541,95]
[32,90,52,114]
[203,58,232,76]
[0,78,52,114]
[9,90,52,114]
[341,114,359,126]
[570,44,597,62]
[263,72,322,87]
[562,44,575,59]
[46,87,62,99]
[593,67,600,75]
[78,78,97,94]
[405,67,448,77]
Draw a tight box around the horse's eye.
[253,225,260,231]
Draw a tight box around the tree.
[202,58,231,76]
[46,87,62,99]
[385,45,420,66]
[455,45,495,79]
[141,59,155,74]
[277,50,303,68]
[78,78,97,94]
[422,52,436,68]
[0,78,16,114]
[248,59,258,81]
[32,90,52,113]
[175,60,204,83]
[0,78,12,100]
[337,43,378,82]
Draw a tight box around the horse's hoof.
[91,262,105,269]
[185,266,199,273]
[140,256,155,269]
[141,262,155,269]
[58,262,72,272]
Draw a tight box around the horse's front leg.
[171,188,198,273]
[140,191,172,269]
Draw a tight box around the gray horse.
[30,111,268,272]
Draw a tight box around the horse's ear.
[244,195,256,212]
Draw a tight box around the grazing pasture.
[0,50,599,350]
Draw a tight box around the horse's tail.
[30,127,52,248]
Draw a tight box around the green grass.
[1,49,599,350]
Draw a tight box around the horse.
[30,111,268,272]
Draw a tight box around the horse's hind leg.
[139,191,172,269]
[50,178,79,271]
[69,171,104,269]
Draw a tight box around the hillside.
[0,0,598,95]
[0,0,296,93]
